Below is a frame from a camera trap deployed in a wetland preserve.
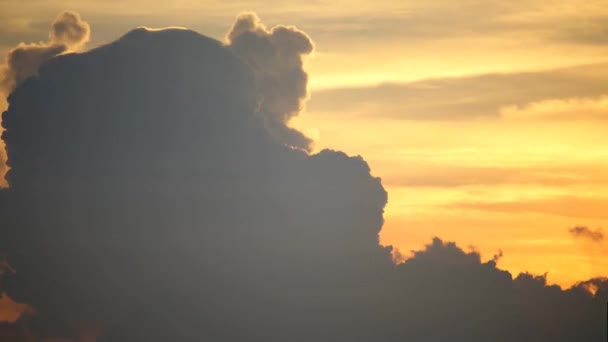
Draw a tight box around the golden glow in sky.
[2,0,608,287]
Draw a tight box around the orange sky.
[293,115,608,287]
[2,0,608,289]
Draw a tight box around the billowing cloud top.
[0,12,606,342]
[226,13,315,151]
[49,11,91,49]
[1,11,89,92]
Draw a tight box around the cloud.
[446,195,608,219]
[0,11,90,187]
[48,12,90,49]
[0,322,30,342]
[1,11,89,92]
[568,226,606,284]
[0,13,606,342]
[550,15,608,45]
[391,238,607,342]
[307,63,608,120]
[0,20,389,341]
[381,163,608,188]
[569,226,604,242]
[500,96,608,121]
[226,12,314,151]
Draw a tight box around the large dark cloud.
[0,13,606,342]
[0,21,390,341]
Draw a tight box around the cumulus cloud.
[390,238,607,342]
[0,13,606,342]
[569,225,604,242]
[0,21,389,341]
[1,11,89,92]
[49,12,90,49]
[226,13,314,151]
[0,11,90,187]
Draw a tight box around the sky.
[1,0,608,287]
[0,0,608,342]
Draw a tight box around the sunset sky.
[3,2,608,340]
[2,0,608,290]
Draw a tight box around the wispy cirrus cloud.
[307,63,608,121]
[445,195,608,220]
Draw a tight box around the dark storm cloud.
[226,12,314,151]
[569,226,604,242]
[308,63,608,120]
[0,22,390,341]
[0,14,606,342]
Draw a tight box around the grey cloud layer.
[308,63,608,120]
